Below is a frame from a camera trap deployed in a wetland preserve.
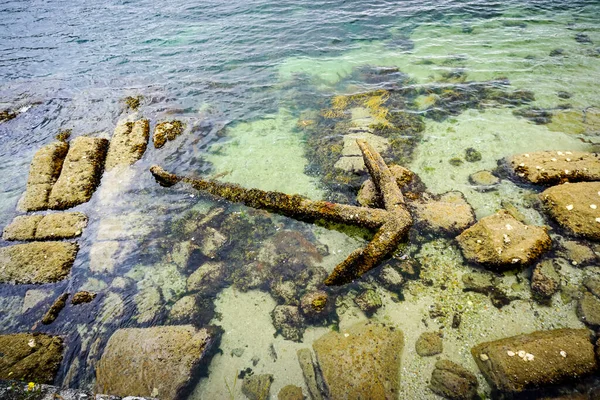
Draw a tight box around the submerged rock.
[105,119,150,170]
[272,305,305,342]
[242,374,273,400]
[71,291,96,305]
[412,191,475,235]
[377,265,405,291]
[2,212,87,241]
[471,329,597,392]
[354,289,382,314]
[19,141,69,212]
[415,331,443,357]
[531,260,560,301]
[357,164,416,207]
[48,136,109,209]
[42,293,69,325]
[312,322,404,399]
[469,170,500,191]
[168,295,198,324]
[95,325,219,399]
[577,291,600,327]
[429,360,478,400]
[153,120,185,148]
[0,241,78,284]
[134,286,162,323]
[278,385,303,400]
[540,182,600,240]
[22,289,53,313]
[334,132,390,173]
[456,210,551,269]
[0,333,64,383]
[557,240,597,266]
[508,151,600,184]
[300,290,331,321]
[2,215,43,240]
[297,348,323,400]
[186,261,226,294]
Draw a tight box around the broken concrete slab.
[105,119,150,170]
[95,325,219,400]
[508,151,600,184]
[540,181,600,241]
[0,242,78,284]
[2,212,87,241]
[153,120,184,149]
[19,141,69,211]
[0,333,64,384]
[312,322,404,399]
[48,136,109,209]
[471,329,597,392]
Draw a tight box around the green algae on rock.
[95,325,220,400]
[312,322,404,399]
[105,119,150,170]
[0,333,64,384]
[471,329,597,393]
[0,241,78,284]
[48,136,109,209]
[456,210,551,269]
[540,181,600,241]
[153,120,185,148]
[19,141,69,212]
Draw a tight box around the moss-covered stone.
[272,305,305,342]
[42,293,69,325]
[242,374,273,400]
[312,322,403,399]
[464,147,482,162]
[411,191,475,235]
[278,385,303,400]
[472,329,597,393]
[577,291,600,327]
[0,109,17,123]
[48,137,109,209]
[124,95,143,110]
[19,142,69,212]
[0,242,78,284]
[95,325,219,399]
[2,215,43,240]
[0,333,64,384]
[354,289,382,314]
[2,212,87,241]
[531,260,560,302]
[153,120,185,149]
[415,331,443,357]
[105,119,150,170]
[71,291,96,305]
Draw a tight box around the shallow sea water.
[1,0,600,398]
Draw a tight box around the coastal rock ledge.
[95,325,220,400]
[456,209,551,269]
[507,151,600,184]
[312,321,404,399]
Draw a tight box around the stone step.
[105,119,149,170]
[2,212,87,241]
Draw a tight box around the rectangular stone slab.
[0,333,64,384]
[48,137,109,209]
[471,328,597,392]
[19,142,69,211]
[95,325,217,399]
[2,212,87,241]
[0,242,78,284]
[105,119,149,170]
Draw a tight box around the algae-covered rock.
[19,141,69,211]
[242,374,273,400]
[0,333,64,383]
[0,241,78,284]
[2,215,43,240]
[105,119,150,170]
[186,261,226,294]
[95,325,219,399]
[577,291,600,327]
[557,240,597,266]
[71,291,96,305]
[429,359,478,400]
[48,137,109,209]
[42,293,69,325]
[2,212,87,241]
[134,286,162,323]
[508,151,600,184]
[278,385,303,400]
[199,227,227,259]
[531,260,560,301]
[415,331,443,357]
[354,289,382,314]
[153,120,185,148]
[35,212,88,239]
[412,191,475,235]
[357,164,416,207]
[456,210,551,269]
[540,182,600,240]
[469,170,500,190]
[299,290,330,321]
[334,132,390,173]
[312,322,404,399]
[296,348,323,400]
[168,295,198,324]
[377,265,405,291]
[272,305,305,342]
[471,329,597,392]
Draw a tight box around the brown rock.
[412,192,475,235]
[531,260,560,301]
[415,331,443,357]
[2,215,43,240]
[186,261,226,294]
[508,151,600,184]
[95,325,218,399]
[577,291,600,326]
[0,242,78,284]
[296,348,323,400]
[19,141,69,211]
[48,137,109,209]
[105,119,150,170]
[71,291,96,305]
[430,360,478,400]
[456,210,551,269]
[0,333,64,383]
[300,290,330,321]
[242,374,273,400]
[558,240,598,266]
[469,170,500,188]
[471,329,597,392]
[35,212,88,239]
[42,293,69,325]
[153,120,184,149]
[278,385,304,400]
[272,305,305,342]
[540,182,600,240]
[312,322,404,399]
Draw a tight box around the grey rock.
[272,305,305,342]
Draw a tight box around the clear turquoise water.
[1,0,600,398]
